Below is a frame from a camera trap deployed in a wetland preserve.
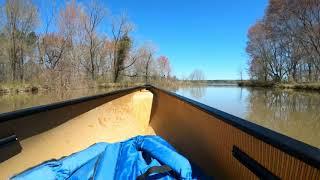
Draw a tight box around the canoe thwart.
[0,134,22,162]
[232,146,279,180]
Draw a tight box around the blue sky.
[31,0,268,80]
[104,0,268,80]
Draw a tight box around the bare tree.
[0,0,177,87]
[134,43,156,83]
[189,69,205,81]
[2,0,38,81]
[238,66,243,81]
[247,0,320,83]
[79,0,107,80]
[157,56,171,79]
[38,0,70,70]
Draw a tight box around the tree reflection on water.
[165,86,207,99]
[189,86,207,99]
[175,86,320,148]
[245,88,320,148]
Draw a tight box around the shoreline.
[0,83,140,95]
[0,81,207,95]
[3,80,320,95]
[238,81,320,91]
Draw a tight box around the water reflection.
[245,88,320,148]
[176,86,320,148]
[0,88,115,113]
[189,86,206,99]
[165,86,207,99]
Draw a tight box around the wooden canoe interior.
[0,86,319,179]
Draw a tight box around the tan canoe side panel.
[0,91,133,141]
[132,90,154,133]
[0,90,154,179]
[149,89,319,179]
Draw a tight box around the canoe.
[0,85,319,179]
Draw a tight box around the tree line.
[0,0,174,89]
[247,0,320,82]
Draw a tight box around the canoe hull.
[0,85,319,179]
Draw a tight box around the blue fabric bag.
[12,136,201,180]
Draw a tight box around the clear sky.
[104,0,268,80]
[32,0,269,80]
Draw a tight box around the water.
[0,88,115,114]
[174,86,320,148]
[0,86,319,148]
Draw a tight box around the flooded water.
[0,85,319,148]
[0,88,115,114]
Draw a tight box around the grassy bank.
[0,80,207,95]
[238,81,320,91]
[0,82,140,95]
[0,79,238,95]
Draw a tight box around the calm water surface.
[175,86,320,148]
[0,88,115,114]
[0,86,319,148]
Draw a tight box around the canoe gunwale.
[146,85,320,169]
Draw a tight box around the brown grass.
[238,81,320,91]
